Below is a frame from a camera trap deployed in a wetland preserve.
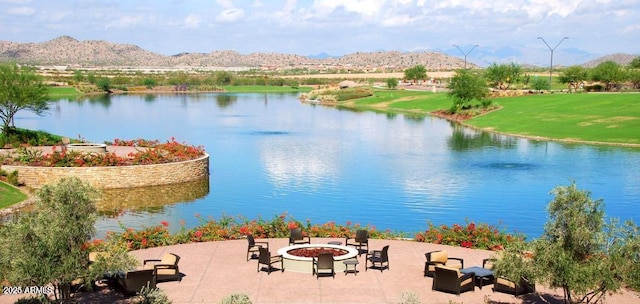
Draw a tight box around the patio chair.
[345,229,369,256]
[257,247,284,274]
[494,276,535,296]
[118,269,156,296]
[432,265,475,295]
[143,252,181,282]
[313,252,335,279]
[424,250,464,277]
[365,245,389,272]
[247,234,269,261]
[289,228,311,245]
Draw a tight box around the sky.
[1,0,639,66]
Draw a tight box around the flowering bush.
[86,213,406,252]
[1,137,205,167]
[83,214,523,252]
[414,221,525,251]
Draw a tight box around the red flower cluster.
[3,138,205,167]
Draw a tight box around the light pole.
[537,36,568,90]
[453,44,479,69]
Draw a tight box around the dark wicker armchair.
[312,252,335,279]
[289,228,311,245]
[424,250,464,277]
[432,266,475,295]
[345,229,369,256]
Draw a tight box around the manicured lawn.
[0,181,27,208]
[467,93,640,145]
[221,85,312,93]
[346,89,451,113]
[341,89,640,146]
[48,86,81,97]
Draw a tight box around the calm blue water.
[17,93,640,238]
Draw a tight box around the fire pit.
[277,244,358,273]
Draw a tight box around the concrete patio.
[1,238,638,304]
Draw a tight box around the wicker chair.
[313,252,335,279]
[143,253,181,282]
[345,229,369,256]
[289,228,311,245]
[365,245,389,272]
[118,269,156,295]
[257,247,284,274]
[247,234,269,261]
[432,266,475,295]
[424,250,464,277]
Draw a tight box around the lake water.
[17,93,640,238]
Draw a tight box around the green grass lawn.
[467,93,640,145]
[221,85,312,93]
[0,181,27,208]
[340,89,640,146]
[346,89,451,112]
[48,86,81,97]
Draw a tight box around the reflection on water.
[96,178,209,217]
[448,123,517,151]
[15,93,640,238]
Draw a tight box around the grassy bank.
[467,93,640,145]
[47,86,81,97]
[0,181,26,208]
[220,85,312,93]
[340,89,640,146]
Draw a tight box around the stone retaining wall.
[1,154,209,189]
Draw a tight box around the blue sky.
[1,0,639,66]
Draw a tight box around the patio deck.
[1,238,638,303]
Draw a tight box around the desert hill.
[0,36,470,70]
[0,36,637,70]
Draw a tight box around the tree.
[143,77,157,89]
[386,77,398,89]
[628,56,640,69]
[0,64,50,135]
[485,62,522,90]
[0,177,99,302]
[95,77,112,93]
[493,182,637,304]
[627,69,640,89]
[531,76,550,92]
[558,65,588,91]
[590,61,625,91]
[446,69,489,112]
[403,65,427,84]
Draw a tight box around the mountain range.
[0,36,636,70]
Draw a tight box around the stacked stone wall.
[1,154,209,189]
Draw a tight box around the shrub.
[1,138,205,167]
[219,293,252,304]
[13,295,51,304]
[89,213,406,252]
[397,291,420,304]
[137,283,171,304]
[414,220,524,251]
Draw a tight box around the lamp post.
[537,36,568,90]
[453,44,479,69]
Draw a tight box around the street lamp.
[537,36,569,90]
[453,44,479,69]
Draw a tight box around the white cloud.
[622,23,640,34]
[311,0,384,17]
[216,0,234,9]
[216,8,245,23]
[381,14,418,27]
[105,15,144,29]
[7,6,34,15]
[183,14,201,29]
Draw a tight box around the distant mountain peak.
[48,35,79,44]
